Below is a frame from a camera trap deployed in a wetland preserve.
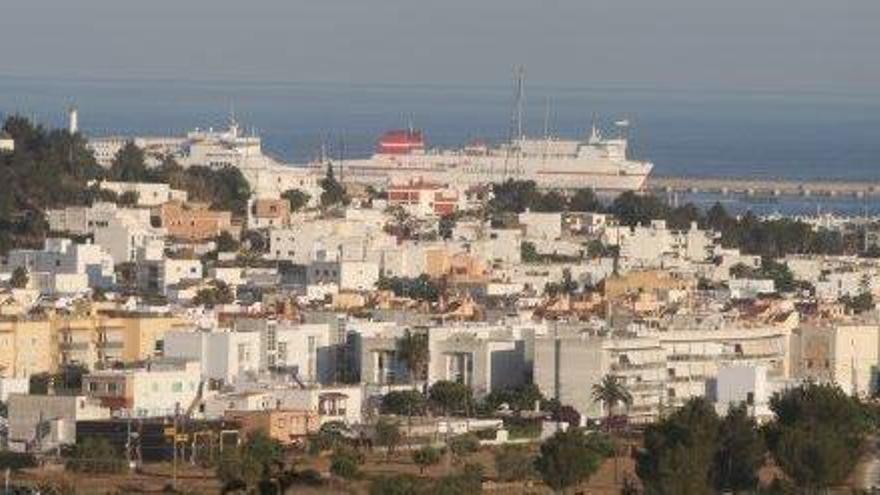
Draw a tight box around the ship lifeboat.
[377,129,425,155]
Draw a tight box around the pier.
[647,176,880,199]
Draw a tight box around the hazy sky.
[1,0,878,92]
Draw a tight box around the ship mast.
[514,65,525,141]
[505,65,526,180]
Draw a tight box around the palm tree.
[592,374,633,486]
[591,374,633,430]
[396,329,429,385]
[395,329,429,447]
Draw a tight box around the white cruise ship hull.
[314,155,652,191]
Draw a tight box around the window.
[172,382,183,392]
[277,342,288,365]
[89,382,98,392]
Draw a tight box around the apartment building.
[248,198,291,229]
[790,322,880,397]
[156,201,236,242]
[0,312,187,373]
[82,359,202,417]
[96,180,188,206]
[657,324,790,408]
[533,332,667,424]
[0,238,115,295]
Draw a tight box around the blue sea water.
[2,75,880,215]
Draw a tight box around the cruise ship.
[314,123,653,191]
[89,119,322,199]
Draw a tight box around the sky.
[0,0,878,93]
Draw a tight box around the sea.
[2,75,880,216]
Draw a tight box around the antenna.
[543,97,551,163]
[543,97,550,140]
[514,65,525,140]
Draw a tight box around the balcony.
[59,341,90,351]
[97,340,125,350]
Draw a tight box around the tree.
[534,429,607,494]
[181,165,252,216]
[216,431,284,492]
[713,404,766,493]
[214,231,240,253]
[840,291,874,314]
[494,444,534,482]
[117,191,139,206]
[370,474,424,495]
[434,463,484,495]
[381,390,427,416]
[531,190,567,212]
[320,164,347,207]
[489,180,540,214]
[109,141,150,182]
[609,191,669,227]
[281,188,310,212]
[591,375,632,430]
[758,257,796,292]
[217,448,263,491]
[483,383,545,413]
[447,433,480,465]
[569,188,602,212]
[412,445,442,474]
[66,437,127,474]
[378,275,441,302]
[192,280,235,307]
[429,381,473,416]
[329,446,362,479]
[375,417,403,459]
[9,266,28,289]
[765,383,871,492]
[438,214,456,240]
[396,329,429,384]
[636,398,720,495]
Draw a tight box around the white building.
[426,324,535,398]
[0,238,115,294]
[790,322,880,397]
[604,220,717,270]
[138,258,203,295]
[7,395,111,452]
[94,180,188,207]
[0,133,14,153]
[340,261,380,291]
[164,330,261,384]
[82,359,203,418]
[728,279,776,299]
[232,319,336,384]
[518,211,563,240]
[533,332,667,424]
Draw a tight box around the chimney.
[68,106,78,135]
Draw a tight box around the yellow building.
[0,312,190,377]
[602,270,696,301]
[0,318,57,378]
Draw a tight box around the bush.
[65,437,127,474]
[493,445,534,482]
[370,474,424,495]
[290,468,324,487]
[330,447,362,480]
[0,451,37,470]
[448,433,480,464]
[434,463,484,495]
[412,445,442,474]
[381,390,428,416]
